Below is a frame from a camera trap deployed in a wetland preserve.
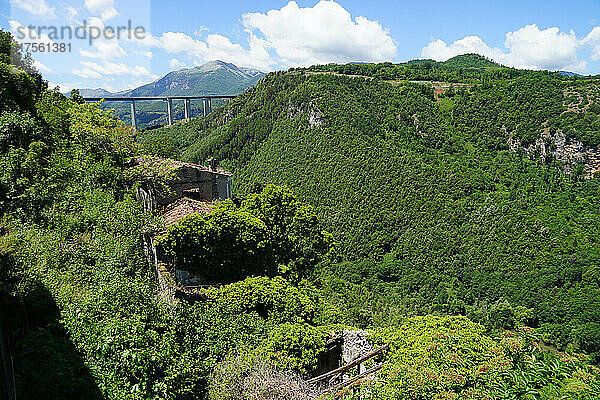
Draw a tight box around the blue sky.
[2,0,600,91]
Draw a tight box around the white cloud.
[33,60,51,74]
[421,24,592,73]
[422,36,504,62]
[194,26,210,37]
[583,27,600,61]
[169,58,187,69]
[9,0,56,19]
[133,50,153,58]
[72,68,103,80]
[242,0,396,67]
[47,81,77,92]
[84,0,118,21]
[79,40,126,59]
[72,61,157,80]
[503,25,583,71]
[131,0,395,70]
[78,17,126,60]
[134,30,274,71]
[9,20,55,45]
[64,5,79,23]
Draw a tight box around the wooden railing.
[308,344,388,396]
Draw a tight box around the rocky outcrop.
[507,129,600,178]
[288,99,324,128]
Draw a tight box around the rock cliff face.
[287,99,324,128]
[503,81,600,178]
[508,129,600,178]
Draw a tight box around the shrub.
[260,323,336,373]
[209,354,319,400]
[156,200,271,283]
[206,276,322,324]
[368,315,505,399]
[156,185,334,284]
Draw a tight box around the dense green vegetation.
[302,54,517,83]
[2,28,600,400]
[144,54,600,366]
[156,185,334,283]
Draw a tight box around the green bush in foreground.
[365,317,600,400]
[156,184,334,283]
[260,323,343,373]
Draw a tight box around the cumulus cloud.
[8,20,55,44]
[79,40,126,60]
[72,61,156,80]
[9,0,56,19]
[583,27,600,61]
[504,25,583,71]
[78,17,126,60]
[421,24,593,73]
[84,0,118,21]
[169,58,187,69]
[134,30,274,71]
[131,0,395,70]
[242,0,396,67]
[422,36,504,62]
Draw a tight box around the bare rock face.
[507,129,600,178]
[308,107,324,128]
[288,99,324,128]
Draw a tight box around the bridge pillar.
[130,100,137,130]
[202,99,207,117]
[166,98,173,126]
[184,98,191,120]
[208,98,212,114]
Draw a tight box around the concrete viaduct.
[82,95,237,129]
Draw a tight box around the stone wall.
[342,330,374,374]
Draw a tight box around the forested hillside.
[2,27,600,400]
[145,55,600,362]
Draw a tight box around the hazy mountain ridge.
[76,60,265,128]
[78,60,265,98]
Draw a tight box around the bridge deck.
[83,95,237,101]
[82,95,237,128]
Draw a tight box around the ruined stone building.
[128,156,232,294]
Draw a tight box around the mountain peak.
[75,60,265,99]
[195,60,238,73]
[192,60,264,78]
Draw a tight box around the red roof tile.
[162,197,215,230]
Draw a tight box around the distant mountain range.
[558,71,582,77]
[78,61,265,128]
[79,60,265,98]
